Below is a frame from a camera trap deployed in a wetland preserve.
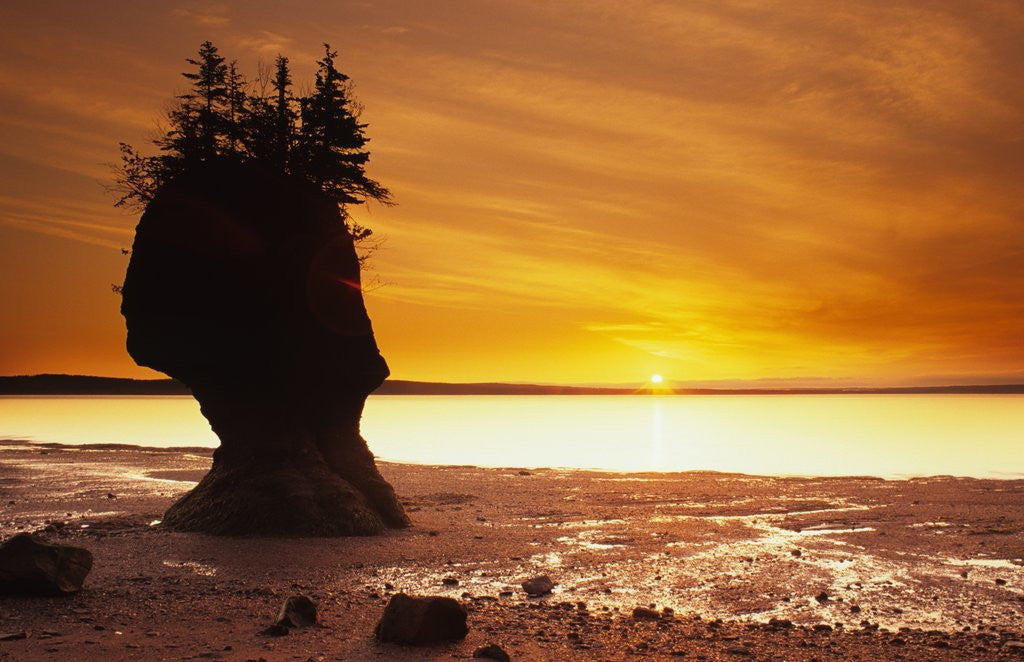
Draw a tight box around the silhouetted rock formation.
[0,533,93,595]
[121,159,408,535]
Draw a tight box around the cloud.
[170,6,230,27]
[234,30,293,56]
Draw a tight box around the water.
[0,394,1021,478]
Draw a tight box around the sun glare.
[650,374,664,384]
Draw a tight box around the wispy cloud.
[0,0,1022,381]
[171,5,230,27]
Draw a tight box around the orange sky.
[1,1,1022,386]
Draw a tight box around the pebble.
[259,624,289,637]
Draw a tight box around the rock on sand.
[0,533,93,595]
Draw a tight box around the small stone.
[517,470,532,476]
[995,578,1007,586]
[259,624,289,637]
[106,493,116,499]
[1004,640,1024,653]
[632,606,661,620]
[521,575,554,597]
[375,593,468,645]
[442,577,459,587]
[473,643,511,661]
[850,605,861,613]
[813,624,833,633]
[0,533,93,595]
[815,591,829,603]
[0,631,28,641]
[275,595,318,628]
[768,618,793,629]
[791,549,802,557]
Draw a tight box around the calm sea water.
[0,395,1021,478]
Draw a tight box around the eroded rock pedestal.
[121,160,409,535]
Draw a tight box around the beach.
[1,439,1022,660]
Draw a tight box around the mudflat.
[0,439,1022,660]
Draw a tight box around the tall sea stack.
[121,159,409,535]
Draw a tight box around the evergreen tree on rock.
[296,44,390,240]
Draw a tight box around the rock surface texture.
[0,533,93,595]
[121,160,409,535]
[375,594,469,645]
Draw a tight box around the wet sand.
[1,439,1022,660]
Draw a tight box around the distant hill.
[1,374,1022,396]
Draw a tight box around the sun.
[650,374,664,384]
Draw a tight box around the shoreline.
[3,374,1024,396]
[1,440,1022,660]
[2,439,1022,483]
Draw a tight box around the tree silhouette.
[223,61,247,157]
[114,41,390,244]
[272,55,296,170]
[168,40,229,162]
[294,45,390,240]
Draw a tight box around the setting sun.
[650,374,664,384]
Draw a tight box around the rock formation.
[121,159,409,535]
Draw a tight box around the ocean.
[1,394,1021,479]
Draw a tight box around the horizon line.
[1,373,1023,396]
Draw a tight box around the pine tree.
[296,44,390,238]
[272,55,295,170]
[179,40,228,159]
[224,61,247,157]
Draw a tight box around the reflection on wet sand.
[1,441,1022,658]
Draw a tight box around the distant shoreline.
[1,373,1022,396]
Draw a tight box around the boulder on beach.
[375,593,468,645]
[473,643,511,661]
[0,533,93,595]
[521,575,554,597]
[121,159,408,536]
[276,595,319,628]
[631,606,662,620]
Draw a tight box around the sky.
[1,1,1022,387]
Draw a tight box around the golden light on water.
[2,395,1023,479]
